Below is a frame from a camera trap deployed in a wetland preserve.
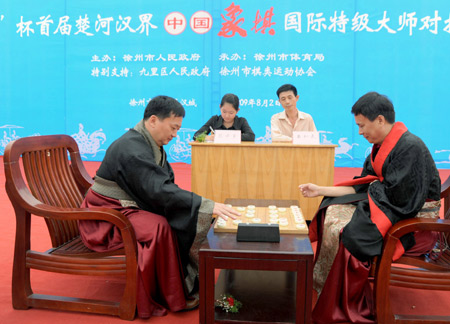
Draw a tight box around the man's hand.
[299,183,356,198]
[299,183,320,198]
[213,203,240,221]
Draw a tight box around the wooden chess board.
[214,205,308,234]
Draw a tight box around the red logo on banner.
[190,11,213,34]
[251,7,276,35]
[218,2,247,38]
[164,12,186,35]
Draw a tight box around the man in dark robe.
[78,95,239,319]
[299,92,441,323]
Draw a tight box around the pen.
[209,126,215,134]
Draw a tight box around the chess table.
[199,199,314,324]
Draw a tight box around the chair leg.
[374,260,395,323]
[12,211,32,310]
[118,265,137,320]
[12,260,32,310]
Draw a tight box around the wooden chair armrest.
[376,218,450,267]
[6,177,136,252]
[387,218,450,240]
[35,205,133,230]
[10,186,131,230]
[21,201,137,255]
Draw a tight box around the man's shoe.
[183,297,200,311]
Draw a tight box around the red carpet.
[0,158,449,323]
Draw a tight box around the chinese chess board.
[214,204,308,235]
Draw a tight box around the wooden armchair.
[3,135,138,320]
[373,175,450,323]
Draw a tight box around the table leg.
[199,252,206,324]
[200,255,216,324]
[295,260,313,323]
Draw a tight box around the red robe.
[80,190,187,319]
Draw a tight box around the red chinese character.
[218,2,247,38]
[194,17,210,29]
[251,7,276,35]
[168,17,183,30]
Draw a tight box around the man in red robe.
[300,92,441,323]
[78,96,239,319]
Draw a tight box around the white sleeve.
[271,115,292,142]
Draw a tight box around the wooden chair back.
[4,135,138,320]
[20,136,87,247]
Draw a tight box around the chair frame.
[4,135,138,320]
[374,175,450,323]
